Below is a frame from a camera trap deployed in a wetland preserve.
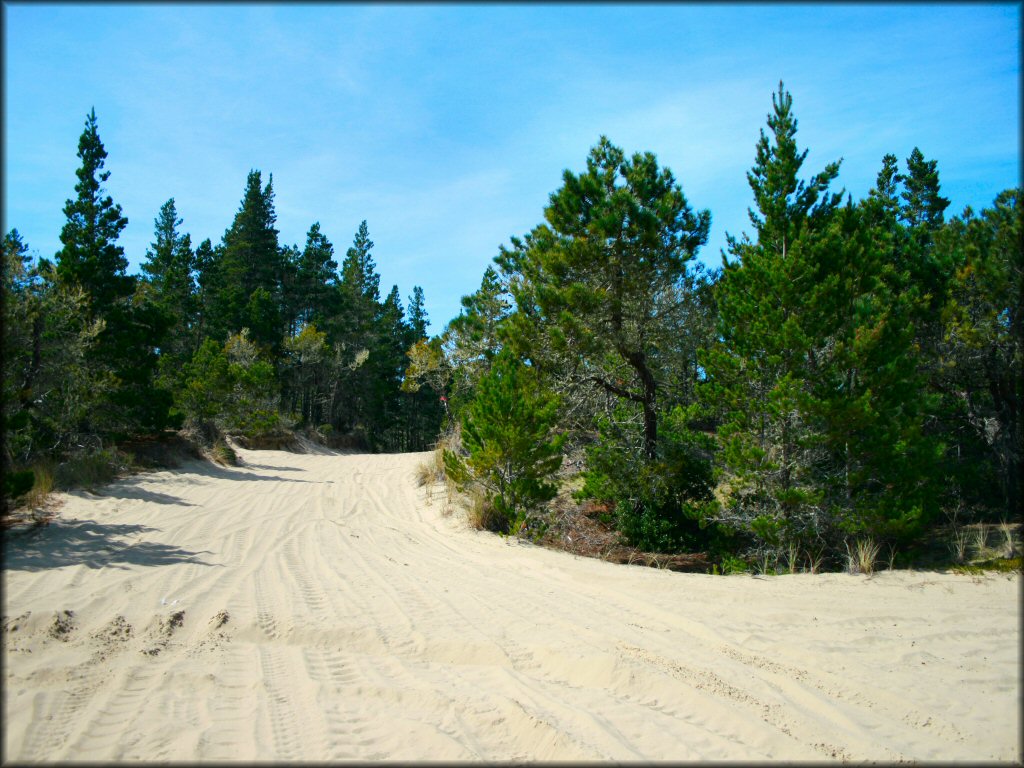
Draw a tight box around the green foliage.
[54,448,126,491]
[497,135,709,461]
[716,554,749,575]
[579,404,718,553]
[201,170,282,346]
[5,469,35,501]
[4,238,111,461]
[4,94,1017,575]
[701,83,947,560]
[936,188,1022,518]
[175,331,280,438]
[54,108,132,311]
[443,350,565,535]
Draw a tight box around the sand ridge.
[2,445,1020,761]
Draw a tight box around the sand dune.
[3,445,1019,762]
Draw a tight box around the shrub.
[578,404,719,553]
[55,448,125,491]
[211,440,238,466]
[443,350,564,536]
[5,469,35,501]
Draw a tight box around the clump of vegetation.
[210,440,238,467]
[844,538,882,575]
[444,350,565,536]
[54,447,127,491]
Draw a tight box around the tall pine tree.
[54,108,132,312]
[54,109,171,436]
[701,82,844,553]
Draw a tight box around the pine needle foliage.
[444,350,565,535]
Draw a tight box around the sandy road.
[2,445,1020,761]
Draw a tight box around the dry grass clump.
[415,444,447,489]
[467,489,509,533]
[844,537,882,574]
[417,431,461,515]
[948,526,970,564]
[25,462,55,509]
[998,520,1019,558]
[54,448,127,491]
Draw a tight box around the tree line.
[419,83,1020,568]
[3,107,443,498]
[4,85,1020,571]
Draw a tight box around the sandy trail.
[2,446,1019,762]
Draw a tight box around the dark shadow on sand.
[174,460,314,484]
[2,519,215,571]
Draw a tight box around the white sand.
[3,445,1019,762]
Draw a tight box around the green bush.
[55,448,125,491]
[444,350,565,535]
[578,405,720,553]
[5,469,35,501]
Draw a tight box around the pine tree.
[901,147,950,232]
[937,189,1023,518]
[141,198,197,369]
[441,265,512,402]
[406,286,428,343]
[498,135,710,462]
[54,109,171,436]
[292,222,339,330]
[54,108,132,312]
[4,231,108,462]
[444,349,565,535]
[206,170,282,347]
[702,82,844,553]
[337,219,380,338]
[328,221,385,443]
[801,201,943,541]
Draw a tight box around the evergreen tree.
[293,222,339,330]
[937,189,1023,518]
[901,147,951,232]
[193,237,219,343]
[400,285,445,448]
[4,232,108,462]
[337,219,381,338]
[54,109,171,436]
[329,221,383,441]
[498,136,710,462]
[803,201,943,541]
[701,82,844,553]
[406,286,429,342]
[444,349,565,535]
[141,198,197,374]
[442,265,512,404]
[206,170,282,347]
[54,108,132,312]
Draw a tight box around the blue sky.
[3,3,1020,336]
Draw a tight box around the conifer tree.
[444,349,565,535]
[498,136,710,462]
[292,222,338,330]
[141,198,197,369]
[207,170,282,347]
[54,109,171,436]
[702,82,843,552]
[55,108,132,312]
[442,265,512,403]
[406,286,428,343]
[937,189,1023,518]
[329,221,384,443]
